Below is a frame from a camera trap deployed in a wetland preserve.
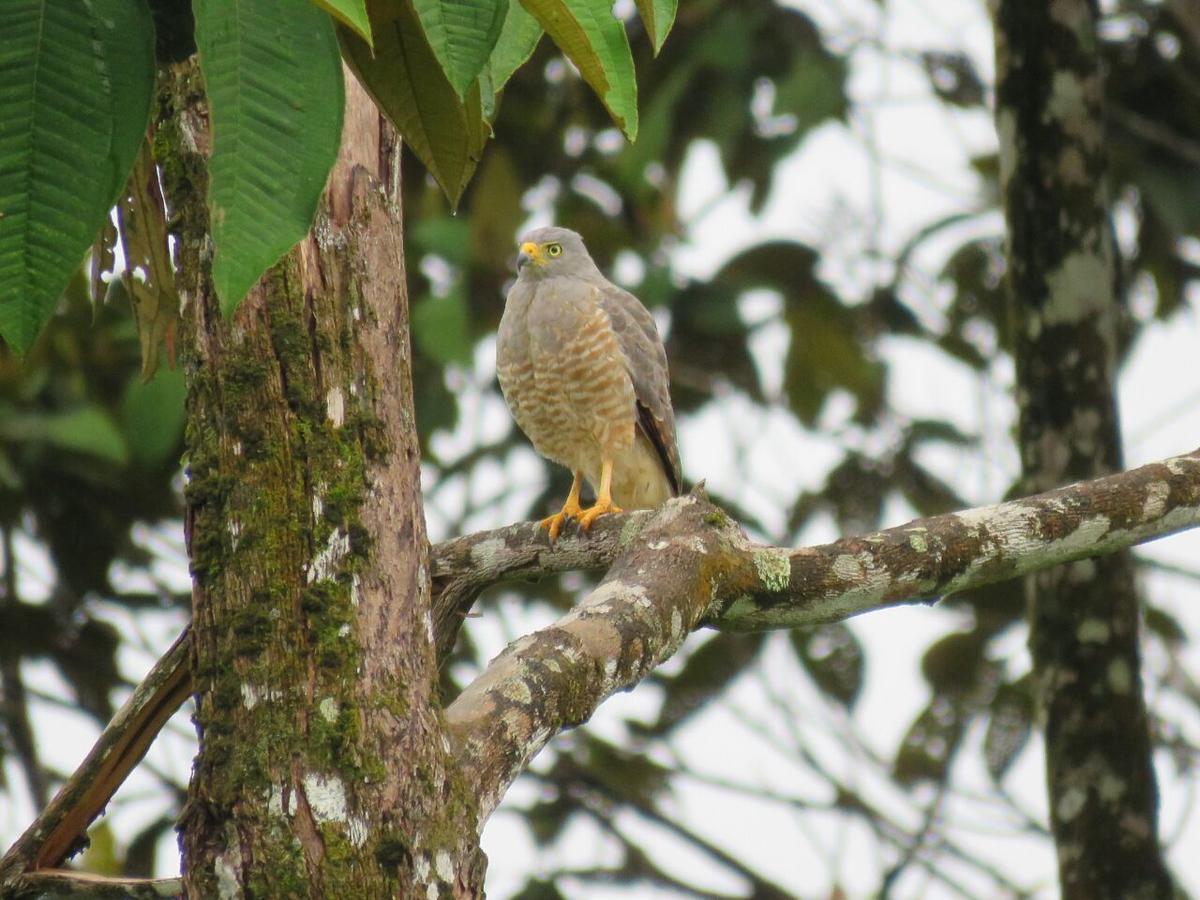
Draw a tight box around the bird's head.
[515,227,597,279]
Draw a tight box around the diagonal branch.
[3,869,182,900]
[708,448,1200,630]
[445,447,1200,825]
[0,631,192,881]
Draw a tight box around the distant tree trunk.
[994,2,1174,897]
[160,64,485,897]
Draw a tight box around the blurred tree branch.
[4,870,181,900]
[0,633,190,883]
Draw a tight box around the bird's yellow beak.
[517,241,543,270]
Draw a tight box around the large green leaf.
[412,292,473,365]
[479,0,543,119]
[0,0,155,351]
[520,0,638,140]
[634,0,675,55]
[413,0,507,97]
[340,1,489,206]
[0,406,130,466]
[121,365,187,468]
[783,277,884,426]
[194,0,345,316]
[312,0,373,44]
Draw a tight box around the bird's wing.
[593,280,682,495]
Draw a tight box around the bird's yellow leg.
[577,458,623,531]
[539,471,585,542]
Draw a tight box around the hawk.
[497,226,681,540]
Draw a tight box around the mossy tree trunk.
[994,2,1173,897]
[159,64,485,897]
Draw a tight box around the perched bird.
[497,226,681,541]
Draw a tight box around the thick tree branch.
[445,447,1200,825]
[6,448,1199,879]
[432,509,642,656]
[709,448,1200,630]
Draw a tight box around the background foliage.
[2,0,1200,896]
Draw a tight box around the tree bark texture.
[161,64,484,898]
[994,2,1174,896]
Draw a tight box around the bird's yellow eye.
[546,243,563,257]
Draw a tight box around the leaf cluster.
[0,0,677,353]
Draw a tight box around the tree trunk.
[993,2,1173,896]
[159,62,485,897]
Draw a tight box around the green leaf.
[0,449,22,490]
[520,0,638,140]
[920,630,989,693]
[772,49,848,137]
[0,406,130,466]
[0,0,155,351]
[577,733,671,804]
[312,0,373,45]
[468,147,525,268]
[634,0,675,54]
[194,0,345,316]
[121,365,187,468]
[785,299,884,425]
[413,0,507,97]
[412,292,473,365]
[79,822,122,877]
[412,216,472,265]
[1144,604,1187,646]
[340,1,489,206]
[480,0,543,119]
[511,878,569,900]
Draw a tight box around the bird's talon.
[539,496,584,543]
[577,500,622,532]
[537,512,566,543]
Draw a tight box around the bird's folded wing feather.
[595,282,682,495]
